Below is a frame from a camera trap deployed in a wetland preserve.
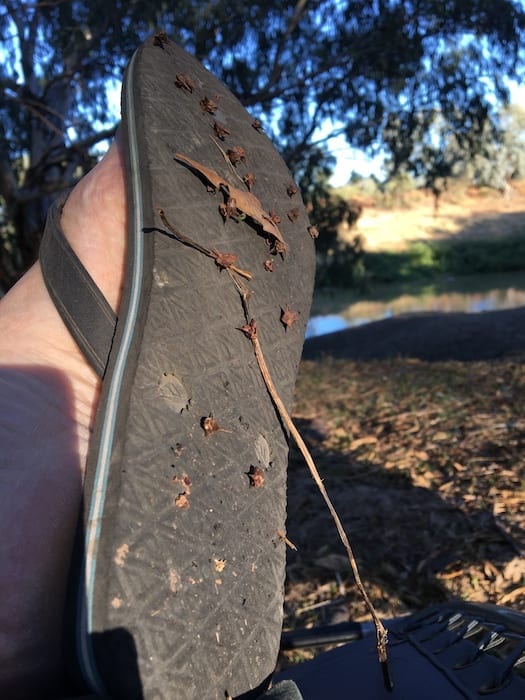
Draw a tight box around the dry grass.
[342,180,525,252]
[282,356,525,662]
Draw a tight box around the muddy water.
[307,271,525,338]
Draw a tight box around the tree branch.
[267,0,310,90]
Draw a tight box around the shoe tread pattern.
[88,37,315,699]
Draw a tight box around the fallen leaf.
[499,586,525,604]
[175,73,194,92]
[175,153,224,190]
[503,557,525,584]
[174,153,286,247]
[219,198,244,223]
[350,435,378,450]
[483,561,500,578]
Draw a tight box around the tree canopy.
[1,0,524,290]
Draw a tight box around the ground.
[281,185,525,666]
[341,179,525,252]
[283,324,525,664]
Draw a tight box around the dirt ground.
[281,187,525,664]
[347,180,525,251]
[283,331,525,664]
[303,306,525,363]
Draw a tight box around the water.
[307,272,525,338]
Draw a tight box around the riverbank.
[340,178,525,253]
[303,305,525,362]
[318,179,525,290]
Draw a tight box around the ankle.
[60,136,127,314]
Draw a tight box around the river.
[307,271,525,338]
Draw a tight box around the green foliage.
[1,0,525,290]
[381,170,419,208]
[314,236,367,290]
[334,176,382,203]
[318,234,525,289]
[306,183,366,288]
[465,104,525,190]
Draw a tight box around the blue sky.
[100,61,525,187]
[326,79,525,187]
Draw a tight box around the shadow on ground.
[283,309,525,645]
[303,306,525,362]
[284,421,523,622]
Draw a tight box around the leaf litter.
[281,356,525,667]
[174,152,287,247]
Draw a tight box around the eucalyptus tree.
[1,0,524,290]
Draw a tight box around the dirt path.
[303,306,525,362]
[280,187,525,662]
[347,182,525,251]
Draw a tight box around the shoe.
[277,602,525,699]
[40,33,315,700]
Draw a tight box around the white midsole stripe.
[78,46,145,692]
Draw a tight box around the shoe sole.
[70,35,315,700]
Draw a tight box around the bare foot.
[0,136,127,697]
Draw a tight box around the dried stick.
[239,318,392,688]
[164,214,393,689]
[158,208,253,280]
[211,136,246,186]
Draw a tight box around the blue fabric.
[260,679,304,699]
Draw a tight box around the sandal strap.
[40,191,117,378]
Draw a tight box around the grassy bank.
[318,180,525,290]
[282,356,525,664]
[317,233,525,289]
[364,234,525,283]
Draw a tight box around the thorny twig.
[162,208,393,690]
[158,209,253,280]
[238,317,392,689]
[276,529,297,551]
[229,270,391,686]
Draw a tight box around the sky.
[326,131,386,187]
[326,79,525,188]
[104,70,525,189]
